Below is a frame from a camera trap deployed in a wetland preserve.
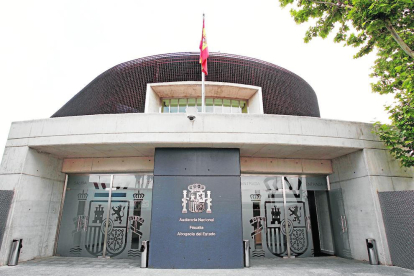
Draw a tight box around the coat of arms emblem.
[83,199,129,257]
[182,183,212,213]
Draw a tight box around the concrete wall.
[329,149,414,265]
[0,146,65,265]
[144,84,160,113]
[248,89,264,114]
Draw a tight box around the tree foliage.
[278,0,414,167]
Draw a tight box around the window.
[161,98,248,114]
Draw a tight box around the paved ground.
[0,256,413,276]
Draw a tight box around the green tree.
[278,0,414,167]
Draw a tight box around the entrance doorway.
[55,174,153,259]
[241,175,351,259]
[56,173,351,263]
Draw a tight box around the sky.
[0,0,393,159]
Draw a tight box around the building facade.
[0,52,413,269]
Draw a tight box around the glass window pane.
[231,100,239,107]
[241,175,314,259]
[214,99,223,105]
[223,99,231,113]
[283,176,313,258]
[57,174,119,258]
[162,100,169,113]
[108,174,153,259]
[231,100,240,113]
[187,98,196,107]
[170,99,178,113]
[179,99,187,113]
[165,98,248,114]
[206,98,214,113]
[241,175,283,258]
[196,98,202,112]
[214,99,222,113]
[232,108,240,114]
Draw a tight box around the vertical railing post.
[243,240,250,267]
[141,240,149,268]
[102,175,114,258]
[282,177,292,258]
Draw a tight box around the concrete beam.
[5,113,383,160]
[149,81,260,99]
[240,157,332,174]
[62,157,154,173]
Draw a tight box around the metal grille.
[378,191,414,270]
[0,190,14,250]
[52,52,320,118]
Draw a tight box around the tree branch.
[306,0,353,9]
[385,19,414,59]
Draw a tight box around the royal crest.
[182,183,212,213]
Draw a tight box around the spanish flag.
[199,15,209,75]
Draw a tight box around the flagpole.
[202,71,205,113]
[201,13,206,113]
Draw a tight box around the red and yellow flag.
[199,16,209,75]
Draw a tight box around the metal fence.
[0,191,14,250]
[379,190,414,270]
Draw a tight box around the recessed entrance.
[241,175,351,259]
[55,163,351,266]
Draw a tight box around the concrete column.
[0,147,65,265]
[330,149,414,265]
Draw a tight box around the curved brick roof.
[52,52,320,118]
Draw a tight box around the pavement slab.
[0,256,413,276]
